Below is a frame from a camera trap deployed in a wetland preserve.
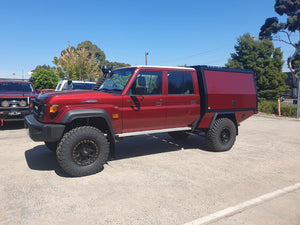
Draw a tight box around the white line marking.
[183,183,300,225]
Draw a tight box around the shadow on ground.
[25,133,211,176]
[0,120,25,130]
[24,145,70,177]
[112,133,210,161]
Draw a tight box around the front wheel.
[206,118,236,152]
[56,126,109,177]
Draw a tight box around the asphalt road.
[0,115,299,225]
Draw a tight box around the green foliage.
[291,54,300,74]
[32,64,56,73]
[260,0,300,86]
[53,41,130,80]
[260,0,300,36]
[280,104,297,117]
[105,61,131,69]
[54,45,102,80]
[258,100,297,117]
[77,41,106,63]
[226,33,289,100]
[31,68,59,90]
[258,101,278,114]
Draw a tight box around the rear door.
[166,71,200,127]
[122,70,166,132]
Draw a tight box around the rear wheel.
[206,118,236,152]
[56,126,109,177]
[168,131,189,139]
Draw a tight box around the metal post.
[145,52,149,65]
[297,78,300,119]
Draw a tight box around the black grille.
[32,100,45,118]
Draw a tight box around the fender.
[209,112,238,135]
[60,108,115,136]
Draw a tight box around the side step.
[117,127,192,138]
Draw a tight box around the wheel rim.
[72,139,99,166]
[220,128,230,144]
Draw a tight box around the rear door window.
[168,72,194,94]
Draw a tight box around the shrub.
[258,101,297,117]
[258,101,277,114]
[280,104,297,117]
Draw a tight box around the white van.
[55,80,96,91]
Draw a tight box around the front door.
[122,70,166,133]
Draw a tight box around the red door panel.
[122,95,166,132]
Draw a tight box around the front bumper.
[24,114,66,142]
[0,109,31,120]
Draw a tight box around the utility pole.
[145,52,149,65]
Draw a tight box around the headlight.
[1,100,9,107]
[19,100,27,107]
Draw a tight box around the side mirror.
[36,89,41,93]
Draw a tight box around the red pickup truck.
[25,65,257,177]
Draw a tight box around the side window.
[129,71,162,95]
[168,72,194,95]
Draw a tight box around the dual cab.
[25,65,257,177]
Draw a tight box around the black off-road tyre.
[56,126,109,177]
[168,131,189,139]
[206,118,236,152]
[45,141,59,153]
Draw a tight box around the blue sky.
[0,0,295,79]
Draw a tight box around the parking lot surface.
[0,115,299,225]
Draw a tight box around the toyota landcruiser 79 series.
[25,65,257,177]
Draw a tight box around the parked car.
[0,80,38,126]
[55,80,96,91]
[25,65,257,177]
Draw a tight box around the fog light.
[1,100,9,107]
[19,100,27,107]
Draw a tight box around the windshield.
[99,68,136,93]
[0,82,34,93]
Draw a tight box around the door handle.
[155,102,162,105]
[191,100,196,104]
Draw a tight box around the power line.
[159,45,233,64]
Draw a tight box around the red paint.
[34,66,257,134]
[204,70,257,110]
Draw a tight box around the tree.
[226,33,289,100]
[77,41,106,64]
[32,64,56,73]
[53,45,102,80]
[259,0,300,92]
[31,68,59,90]
[105,61,131,69]
[53,41,130,80]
